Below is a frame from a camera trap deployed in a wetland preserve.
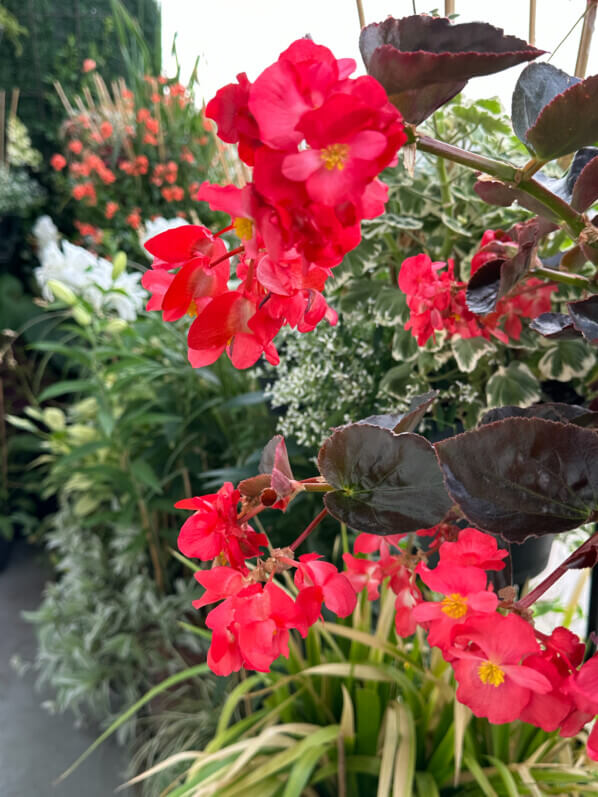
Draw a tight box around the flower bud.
[72,305,92,326]
[42,407,66,431]
[111,251,127,280]
[104,318,128,335]
[47,280,77,306]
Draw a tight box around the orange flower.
[50,153,67,171]
[82,58,96,73]
[100,121,113,139]
[126,209,141,230]
[68,140,83,155]
[105,201,119,219]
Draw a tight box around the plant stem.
[301,480,334,493]
[515,529,598,611]
[415,133,517,182]
[290,508,328,551]
[532,265,592,288]
[414,133,586,236]
[436,155,455,261]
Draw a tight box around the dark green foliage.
[0,0,161,155]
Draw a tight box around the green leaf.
[391,327,418,362]
[486,756,520,797]
[486,362,541,409]
[130,460,163,493]
[393,703,416,797]
[462,753,498,797]
[5,414,38,433]
[379,363,414,398]
[356,688,381,756]
[38,379,97,402]
[435,417,598,542]
[219,391,265,409]
[415,772,440,797]
[282,745,328,797]
[538,340,595,381]
[373,287,408,326]
[318,425,452,535]
[339,279,384,314]
[55,664,209,784]
[451,337,493,373]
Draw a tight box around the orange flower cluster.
[49,69,216,252]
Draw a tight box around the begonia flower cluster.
[177,444,598,763]
[176,480,356,675]
[399,229,557,346]
[409,527,598,761]
[142,39,406,369]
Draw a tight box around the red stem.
[290,508,328,552]
[215,223,234,237]
[515,529,598,611]
[210,245,244,268]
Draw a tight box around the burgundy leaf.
[529,312,581,339]
[474,177,561,221]
[479,403,598,427]
[318,424,452,535]
[523,69,598,159]
[466,258,503,314]
[512,63,580,150]
[435,418,598,542]
[568,295,598,344]
[360,15,543,124]
[356,391,437,434]
[572,151,598,211]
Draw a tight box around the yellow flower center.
[440,593,468,619]
[234,217,254,240]
[187,300,198,318]
[320,143,350,171]
[478,660,505,687]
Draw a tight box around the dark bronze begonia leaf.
[360,15,543,124]
[318,424,452,535]
[435,418,598,542]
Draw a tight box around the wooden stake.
[356,0,365,29]
[529,0,537,46]
[445,0,455,15]
[575,0,598,77]
[9,88,19,119]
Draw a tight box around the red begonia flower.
[175,482,267,569]
[450,614,551,724]
[413,562,498,651]
[438,528,508,571]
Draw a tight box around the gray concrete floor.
[0,540,127,797]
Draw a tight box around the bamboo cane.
[575,0,598,77]
[529,0,537,46]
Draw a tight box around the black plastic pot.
[488,534,554,592]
